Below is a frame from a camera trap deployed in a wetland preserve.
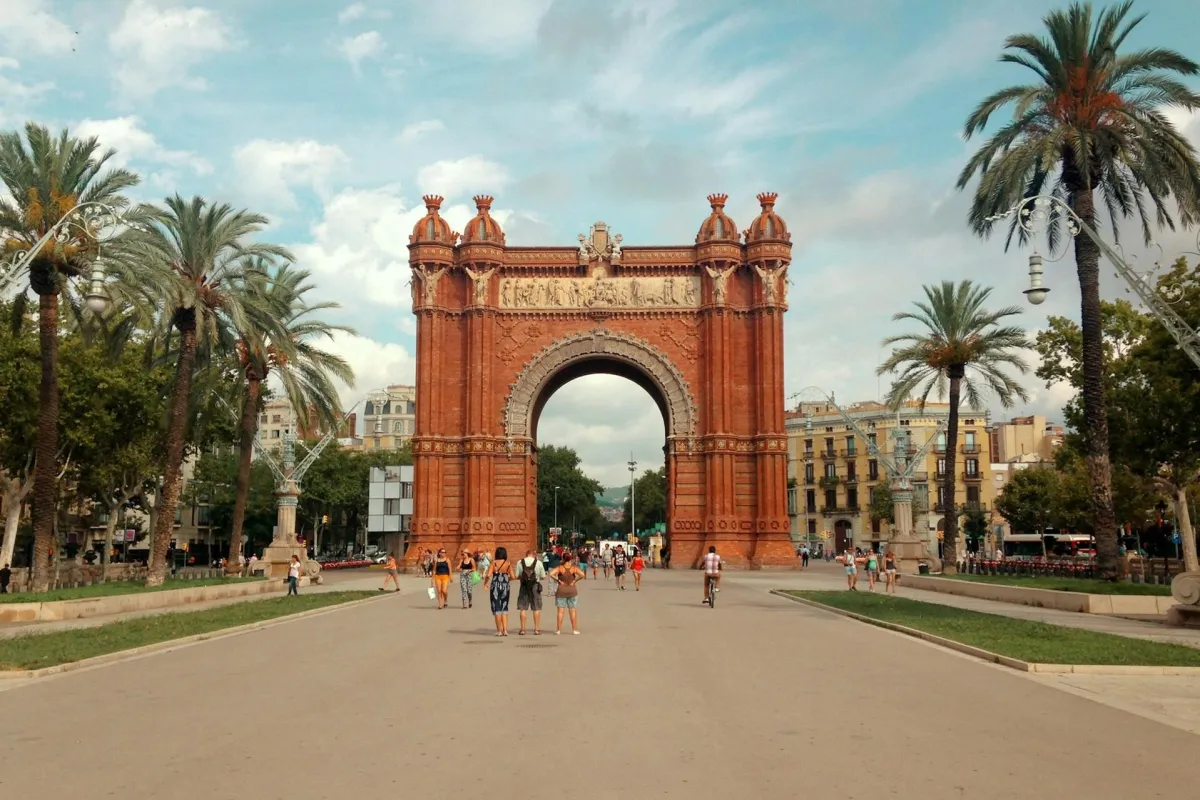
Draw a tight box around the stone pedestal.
[264,483,307,578]
[888,486,931,574]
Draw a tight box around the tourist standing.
[843,549,858,591]
[884,551,898,594]
[484,547,515,637]
[421,549,434,578]
[477,550,491,575]
[801,546,810,568]
[865,549,879,592]
[287,555,301,596]
[381,552,400,592]
[630,550,645,591]
[458,550,476,608]
[432,549,453,609]
[550,552,585,634]
[601,547,612,580]
[0,562,10,593]
[612,545,629,590]
[516,549,546,635]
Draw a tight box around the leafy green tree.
[226,264,353,571]
[133,195,290,586]
[869,482,896,526]
[0,302,38,567]
[878,280,1030,570]
[0,123,142,590]
[960,504,990,551]
[958,1,1200,578]
[298,443,406,553]
[536,445,603,542]
[185,451,277,556]
[994,467,1058,539]
[621,466,667,534]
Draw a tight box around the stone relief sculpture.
[414,265,447,306]
[497,275,701,310]
[704,265,735,305]
[464,266,495,305]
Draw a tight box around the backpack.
[520,559,539,585]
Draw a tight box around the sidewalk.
[0,572,383,640]
[753,564,1200,649]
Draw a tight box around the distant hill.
[595,486,628,508]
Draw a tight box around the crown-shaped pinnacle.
[473,195,494,211]
[707,193,729,208]
[757,192,779,208]
[422,195,444,211]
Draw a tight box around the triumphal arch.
[404,192,792,568]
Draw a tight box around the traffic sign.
[1172,531,1182,544]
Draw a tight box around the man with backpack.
[516,548,546,635]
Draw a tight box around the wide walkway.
[0,568,1194,799]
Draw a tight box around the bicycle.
[706,574,718,608]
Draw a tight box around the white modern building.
[367,465,413,553]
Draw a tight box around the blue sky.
[3,0,1199,486]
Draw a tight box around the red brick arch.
[404,197,794,568]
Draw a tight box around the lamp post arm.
[0,201,125,297]
[1002,195,1200,372]
[293,402,361,480]
[788,386,899,473]
[901,419,947,480]
[211,392,287,485]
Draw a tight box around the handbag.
[470,570,482,585]
[426,586,436,600]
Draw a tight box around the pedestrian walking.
[381,552,400,592]
[612,545,629,590]
[0,562,10,594]
[458,550,476,608]
[550,552,585,635]
[601,547,612,580]
[842,549,858,591]
[483,547,515,637]
[884,551,898,594]
[630,550,645,590]
[516,548,546,635]
[801,546,810,568]
[588,551,599,580]
[420,549,434,578]
[287,555,301,596]
[432,549,452,609]
[865,549,879,592]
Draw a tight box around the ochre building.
[405,193,792,568]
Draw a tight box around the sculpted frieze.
[498,275,700,310]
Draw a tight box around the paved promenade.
[0,568,1194,799]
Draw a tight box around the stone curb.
[769,591,1200,677]
[0,593,389,683]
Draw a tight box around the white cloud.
[339,31,386,74]
[74,116,212,175]
[323,331,416,411]
[416,156,510,199]
[109,0,237,99]
[1164,106,1200,152]
[337,2,366,23]
[0,59,53,127]
[0,0,75,56]
[232,139,349,209]
[396,119,446,144]
[414,0,554,55]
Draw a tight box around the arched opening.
[533,367,668,560]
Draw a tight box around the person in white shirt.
[702,546,722,603]
[287,555,301,596]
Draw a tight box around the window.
[937,486,948,508]
[936,458,947,477]
[197,505,212,526]
[804,438,813,454]
[964,431,976,447]
[272,415,281,423]
[824,463,837,479]
[824,437,834,454]
[259,415,267,424]
[805,490,816,513]
[845,436,856,455]
[846,487,858,508]
[964,418,976,426]
[824,489,836,508]
[936,432,947,450]
[965,458,979,476]
[384,498,401,515]
[868,487,876,503]
[807,519,817,535]
[868,459,879,480]
[401,515,412,532]
[868,432,876,448]
[825,426,834,433]
[393,421,403,433]
[804,463,814,483]
[401,482,414,499]
[900,419,910,427]
[966,486,980,505]
[872,517,881,534]
[846,462,857,481]
[271,429,280,439]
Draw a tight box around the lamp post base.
[888,535,935,575]
[262,540,307,579]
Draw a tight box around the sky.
[3,0,1200,488]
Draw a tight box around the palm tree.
[877,281,1031,571]
[957,1,1200,578]
[135,195,291,586]
[0,123,140,591]
[226,262,354,573]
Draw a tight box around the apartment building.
[367,465,414,554]
[257,398,357,451]
[363,385,417,450]
[786,399,996,556]
[989,414,1063,464]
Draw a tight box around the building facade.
[368,465,414,554]
[786,399,996,556]
[363,385,417,450]
[257,398,357,452]
[989,414,1063,464]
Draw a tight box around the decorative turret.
[743,192,790,244]
[695,193,739,244]
[408,195,457,247]
[744,192,791,309]
[460,195,506,245]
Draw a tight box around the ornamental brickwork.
[405,193,793,568]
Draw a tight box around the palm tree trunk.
[941,368,963,573]
[146,313,198,587]
[227,376,261,574]
[30,289,60,593]
[1173,485,1199,574]
[1071,189,1121,579]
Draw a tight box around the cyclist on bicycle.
[702,546,722,604]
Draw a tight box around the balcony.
[867,473,879,482]
[963,470,983,482]
[844,474,858,484]
[803,450,814,460]
[962,444,981,454]
[818,476,840,489]
[839,448,859,458]
[933,444,947,454]
[804,476,816,485]
[805,506,817,514]
[933,502,946,512]
[820,449,838,460]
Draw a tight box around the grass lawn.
[946,573,1172,596]
[784,590,1200,667]
[0,591,374,671]
[0,576,262,604]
